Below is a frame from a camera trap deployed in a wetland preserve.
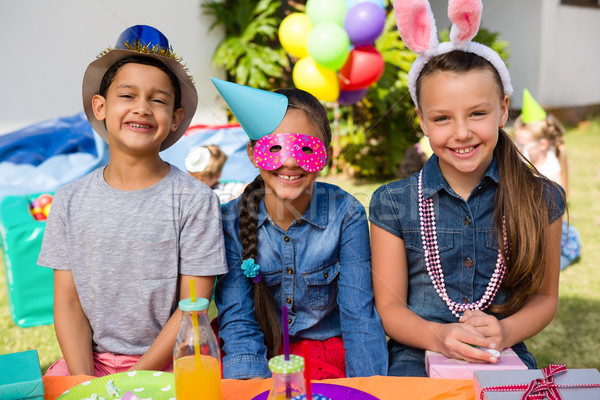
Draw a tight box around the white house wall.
[429,0,600,109]
[0,0,227,135]
[539,2,600,108]
[2,0,598,136]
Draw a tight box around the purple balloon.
[338,87,369,105]
[344,2,386,46]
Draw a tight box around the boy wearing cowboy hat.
[38,25,227,376]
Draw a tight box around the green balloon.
[306,0,347,26]
[308,23,350,71]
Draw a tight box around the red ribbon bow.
[521,364,566,400]
[480,364,600,400]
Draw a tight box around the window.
[561,0,600,8]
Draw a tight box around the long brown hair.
[238,87,331,358]
[416,50,562,315]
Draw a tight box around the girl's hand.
[460,310,506,355]
[436,321,500,363]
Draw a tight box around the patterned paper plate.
[251,382,379,400]
[57,370,175,400]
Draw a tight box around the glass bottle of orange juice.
[174,297,221,400]
[267,355,305,400]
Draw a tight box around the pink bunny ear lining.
[394,0,435,54]
[448,0,482,43]
[450,11,481,42]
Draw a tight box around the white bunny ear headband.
[393,0,512,105]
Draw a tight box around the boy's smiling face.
[92,62,184,156]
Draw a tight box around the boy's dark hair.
[238,87,330,358]
[98,56,182,110]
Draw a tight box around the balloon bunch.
[30,193,53,221]
[279,0,386,104]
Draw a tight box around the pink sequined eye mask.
[254,133,327,172]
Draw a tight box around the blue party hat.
[211,78,288,140]
[115,25,172,52]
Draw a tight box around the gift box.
[425,348,527,379]
[474,364,600,400]
[0,350,44,400]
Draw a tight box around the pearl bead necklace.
[418,170,507,318]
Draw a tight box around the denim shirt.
[369,155,565,325]
[216,181,388,379]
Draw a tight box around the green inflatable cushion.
[0,194,54,328]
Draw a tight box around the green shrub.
[202,0,289,89]
[329,10,418,180]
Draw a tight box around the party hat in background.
[521,89,547,124]
[210,78,288,140]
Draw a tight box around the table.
[43,375,475,400]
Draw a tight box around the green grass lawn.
[523,119,600,369]
[1,119,599,373]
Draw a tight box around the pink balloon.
[338,45,384,90]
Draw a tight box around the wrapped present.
[474,364,600,399]
[0,350,44,400]
[425,348,527,379]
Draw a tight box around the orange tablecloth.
[43,375,475,400]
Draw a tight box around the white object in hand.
[477,346,501,358]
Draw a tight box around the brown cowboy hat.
[82,25,198,151]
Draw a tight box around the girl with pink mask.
[211,79,387,380]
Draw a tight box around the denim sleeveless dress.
[369,155,565,376]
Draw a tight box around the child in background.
[38,25,227,376]
[513,89,580,270]
[186,144,227,188]
[369,0,565,377]
[398,141,429,179]
[212,78,388,380]
[185,144,246,204]
[513,89,568,193]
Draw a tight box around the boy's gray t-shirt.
[38,165,228,355]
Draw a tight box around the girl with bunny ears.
[369,0,565,376]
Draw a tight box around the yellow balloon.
[293,56,339,102]
[279,13,312,59]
